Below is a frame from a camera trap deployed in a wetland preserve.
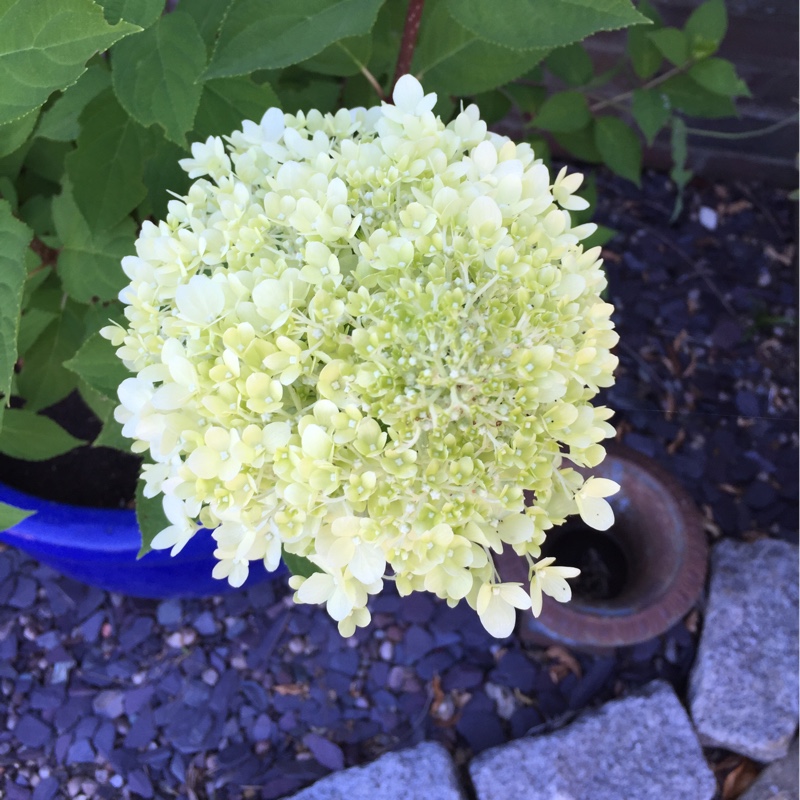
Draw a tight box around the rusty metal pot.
[498,445,708,652]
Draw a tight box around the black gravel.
[0,172,796,799]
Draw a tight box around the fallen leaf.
[721,758,760,799]
[546,645,582,683]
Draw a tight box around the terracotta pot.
[498,445,708,652]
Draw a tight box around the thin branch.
[685,113,799,140]
[589,64,684,113]
[392,0,426,93]
[360,65,386,101]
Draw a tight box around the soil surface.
[0,170,796,800]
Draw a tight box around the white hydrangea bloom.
[105,75,618,637]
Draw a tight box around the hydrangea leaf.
[595,116,642,186]
[534,91,591,133]
[64,90,149,231]
[64,332,130,400]
[98,0,164,28]
[0,200,31,430]
[23,139,71,184]
[203,0,387,79]
[78,382,128,451]
[0,408,85,460]
[545,43,593,86]
[301,34,372,77]
[0,109,39,159]
[0,501,34,531]
[15,302,84,411]
[136,479,169,558]
[0,0,138,126]
[140,134,188,220]
[111,13,206,145]
[180,0,234,53]
[631,88,671,145]
[413,1,548,96]
[192,77,281,141]
[444,0,649,51]
[17,308,57,355]
[52,184,134,303]
[283,551,322,578]
[36,65,110,142]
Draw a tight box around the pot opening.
[542,523,630,602]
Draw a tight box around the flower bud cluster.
[104,76,618,637]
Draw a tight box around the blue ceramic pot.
[0,482,285,598]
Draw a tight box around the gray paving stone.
[689,539,799,762]
[741,739,799,800]
[285,742,465,800]
[470,681,715,800]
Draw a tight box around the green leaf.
[445,0,649,51]
[65,90,149,231]
[17,308,57,354]
[0,109,39,159]
[685,0,726,59]
[78,381,128,451]
[282,550,321,578]
[276,73,341,115]
[0,0,138,126]
[471,91,512,126]
[0,408,84,460]
[504,84,547,115]
[112,13,206,145]
[181,0,234,53]
[23,139,71,184]
[135,479,168,558]
[193,77,281,141]
[204,0,387,79]
[52,183,134,303]
[0,500,35,531]
[546,43,593,86]
[631,88,671,145]
[688,58,750,98]
[140,134,189,221]
[302,34,372,77]
[648,27,689,67]
[18,196,54,238]
[64,332,129,400]
[36,64,111,142]
[99,0,164,28]
[594,115,642,185]
[16,303,84,411]
[582,224,617,249]
[627,18,662,79]
[661,73,737,118]
[0,200,31,427]
[534,91,590,133]
[414,2,547,96]
[553,121,602,163]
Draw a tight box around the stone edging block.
[469,680,716,800]
[284,741,466,800]
[689,538,799,762]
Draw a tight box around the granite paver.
[469,681,716,800]
[689,539,799,762]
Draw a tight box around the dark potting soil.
[0,392,141,508]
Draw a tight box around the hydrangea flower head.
[103,76,618,638]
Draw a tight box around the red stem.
[392,0,426,93]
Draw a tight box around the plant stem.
[589,64,684,113]
[360,65,386,101]
[392,0,426,92]
[685,113,799,140]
